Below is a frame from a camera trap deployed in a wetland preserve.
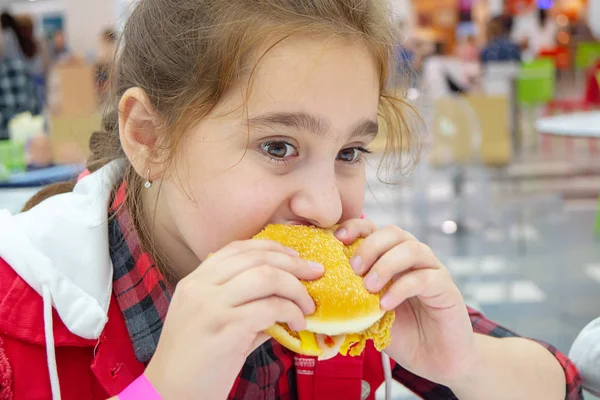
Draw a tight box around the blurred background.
[0,0,599,398]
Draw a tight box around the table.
[535,111,600,235]
[0,164,83,189]
[535,111,600,138]
[0,188,40,214]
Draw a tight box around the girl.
[0,0,582,399]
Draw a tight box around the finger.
[379,268,458,311]
[351,226,418,275]
[206,239,300,262]
[237,296,307,333]
[250,332,271,352]
[334,218,378,245]
[225,266,316,315]
[363,240,441,293]
[208,250,324,285]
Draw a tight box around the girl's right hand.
[143,239,324,400]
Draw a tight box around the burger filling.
[292,311,395,360]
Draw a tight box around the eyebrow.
[246,111,379,139]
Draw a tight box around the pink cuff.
[118,374,163,400]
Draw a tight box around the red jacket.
[0,257,145,399]
[0,257,393,400]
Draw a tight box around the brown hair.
[102,28,117,44]
[25,0,420,278]
[1,13,37,58]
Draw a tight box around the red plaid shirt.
[108,184,582,399]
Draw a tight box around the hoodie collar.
[0,159,127,340]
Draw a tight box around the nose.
[289,170,342,228]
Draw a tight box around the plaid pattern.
[108,182,583,399]
[480,38,522,64]
[393,310,583,399]
[229,340,297,399]
[109,183,173,363]
[0,59,41,140]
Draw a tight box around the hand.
[335,219,475,386]
[144,239,324,400]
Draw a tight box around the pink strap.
[118,374,163,400]
[77,169,91,181]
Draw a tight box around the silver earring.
[144,169,153,189]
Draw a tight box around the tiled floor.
[364,152,600,399]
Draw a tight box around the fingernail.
[364,272,379,291]
[309,261,325,272]
[285,247,299,257]
[350,256,362,274]
[335,228,347,239]
[380,294,394,310]
[290,319,307,331]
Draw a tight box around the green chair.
[593,75,600,236]
[595,196,600,236]
[0,140,26,180]
[575,42,600,70]
[516,58,556,106]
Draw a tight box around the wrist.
[443,333,487,391]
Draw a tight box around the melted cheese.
[293,311,395,359]
[298,331,321,355]
[340,334,363,356]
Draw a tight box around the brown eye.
[337,148,360,162]
[261,141,297,159]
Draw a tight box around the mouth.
[287,221,315,227]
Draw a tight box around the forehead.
[245,37,380,126]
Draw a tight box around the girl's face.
[150,38,380,276]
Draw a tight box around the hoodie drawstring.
[381,352,392,400]
[42,285,62,400]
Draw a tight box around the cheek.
[192,176,284,236]
[339,178,366,219]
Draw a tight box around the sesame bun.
[254,224,394,360]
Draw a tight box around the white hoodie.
[0,160,126,399]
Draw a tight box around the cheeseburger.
[253,224,395,360]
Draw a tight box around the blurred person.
[96,28,118,101]
[49,30,71,63]
[0,12,29,61]
[422,42,472,99]
[588,0,600,39]
[0,1,582,400]
[14,15,50,77]
[570,317,600,396]
[97,27,117,64]
[457,35,479,63]
[2,13,50,105]
[0,24,43,140]
[512,8,557,58]
[456,34,481,88]
[481,16,522,64]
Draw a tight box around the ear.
[119,87,164,182]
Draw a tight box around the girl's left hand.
[335,219,476,386]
